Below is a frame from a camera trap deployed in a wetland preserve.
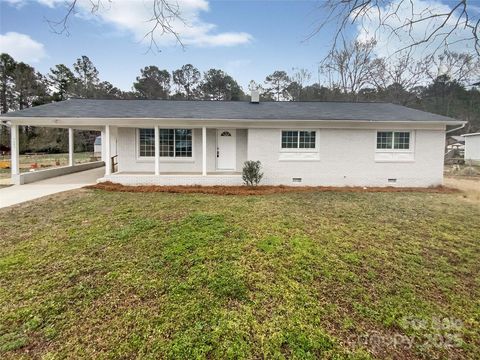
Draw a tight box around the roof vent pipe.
[250,90,260,104]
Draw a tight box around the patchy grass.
[0,189,479,359]
[89,181,457,196]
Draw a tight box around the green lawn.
[0,190,479,359]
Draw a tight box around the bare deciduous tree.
[320,39,379,100]
[368,53,433,104]
[311,0,480,56]
[289,68,311,101]
[247,80,262,92]
[429,51,480,83]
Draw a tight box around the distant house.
[446,135,465,149]
[94,136,102,158]
[444,135,465,164]
[463,133,480,164]
[1,94,465,187]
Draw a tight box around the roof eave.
[1,116,464,126]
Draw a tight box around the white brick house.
[1,98,465,187]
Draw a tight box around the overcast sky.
[0,0,477,91]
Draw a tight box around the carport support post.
[100,130,106,161]
[11,124,20,180]
[68,128,74,166]
[154,125,160,176]
[105,125,111,176]
[202,126,207,176]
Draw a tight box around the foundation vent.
[292,177,302,183]
[388,178,397,183]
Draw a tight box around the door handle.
[217,147,219,158]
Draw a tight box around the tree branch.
[311,0,480,58]
[46,0,184,52]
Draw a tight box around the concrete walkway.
[0,167,104,209]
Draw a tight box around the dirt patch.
[86,181,458,196]
[444,176,480,204]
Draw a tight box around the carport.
[6,123,106,185]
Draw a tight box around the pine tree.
[172,64,201,100]
[48,64,76,101]
[133,66,171,99]
[73,56,99,98]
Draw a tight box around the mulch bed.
[86,182,458,196]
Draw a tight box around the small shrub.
[242,160,264,186]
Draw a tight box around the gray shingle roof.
[1,99,459,122]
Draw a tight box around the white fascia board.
[3,116,463,129]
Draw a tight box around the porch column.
[10,124,20,178]
[105,125,111,176]
[154,125,160,176]
[68,128,74,166]
[100,130,106,161]
[202,126,207,176]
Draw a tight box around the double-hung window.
[138,128,192,158]
[376,131,410,150]
[281,130,316,149]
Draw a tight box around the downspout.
[444,122,466,157]
[446,123,466,134]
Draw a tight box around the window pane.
[377,131,393,149]
[394,132,410,149]
[282,131,298,148]
[299,131,316,149]
[159,129,174,157]
[174,129,192,157]
[139,128,155,157]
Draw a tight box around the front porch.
[101,125,248,186]
[6,121,249,186]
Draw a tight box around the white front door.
[216,129,236,170]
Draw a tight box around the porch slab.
[99,172,244,186]
[115,171,242,176]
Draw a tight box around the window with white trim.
[281,130,316,149]
[376,131,410,150]
[139,128,155,157]
[138,128,192,158]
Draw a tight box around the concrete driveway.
[0,167,104,209]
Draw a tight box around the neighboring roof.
[462,132,480,137]
[449,135,465,143]
[0,99,461,123]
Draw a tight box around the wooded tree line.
[1,44,479,153]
